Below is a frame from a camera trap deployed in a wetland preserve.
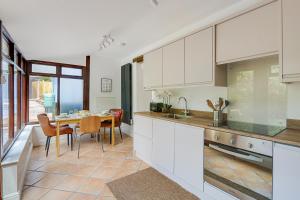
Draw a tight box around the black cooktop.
[212,120,286,137]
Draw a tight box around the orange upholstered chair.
[37,113,73,157]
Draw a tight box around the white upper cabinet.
[273,143,300,200]
[185,27,214,84]
[162,39,185,86]
[143,48,163,89]
[282,0,300,82]
[216,1,280,64]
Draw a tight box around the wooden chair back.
[79,116,101,133]
[37,113,55,136]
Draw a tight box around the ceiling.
[0,0,241,61]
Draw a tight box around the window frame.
[27,60,89,123]
[0,21,27,159]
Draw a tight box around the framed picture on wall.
[101,78,112,92]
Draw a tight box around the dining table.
[55,113,115,157]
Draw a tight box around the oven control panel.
[205,129,273,156]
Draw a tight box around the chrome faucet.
[178,96,189,116]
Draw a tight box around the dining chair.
[37,113,74,157]
[102,109,124,144]
[77,116,104,158]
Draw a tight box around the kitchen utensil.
[218,97,224,110]
[221,100,230,111]
[207,99,217,111]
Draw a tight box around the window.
[62,67,82,76]
[29,76,58,122]
[1,36,9,57]
[32,64,56,74]
[1,26,27,157]
[60,78,83,113]
[1,60,10,151]
[28,62,87,122]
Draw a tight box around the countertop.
[134,112,300,148]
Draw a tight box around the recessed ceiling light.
[150,0,159,7]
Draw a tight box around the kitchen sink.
[162,113,193,119]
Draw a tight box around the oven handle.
[209,144,263,163]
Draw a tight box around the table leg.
[111,117,115,145]
[56,121,60,157]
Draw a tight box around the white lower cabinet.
[174,124,204,192]
[273,143,300,200]
[152,119,175,173]
[134,134,152,164]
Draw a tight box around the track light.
[99,34,115,51]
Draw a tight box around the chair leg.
[110,128,112,144]
[103,128,106,139]
[45,137,50,151]
[119,126,123,141]
[99,132,104,152]
[70,134,73,151]
[67,134,69,146]
[78,135,81,158]
[46,137,51,157]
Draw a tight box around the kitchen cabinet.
[133,115,152,139]
[152,119,175,173]
[174,124,204,192]
[185,27,214,85]
[273,143,300,200]
[282,0,300,82]
[143,48,163,89]
[133,115,153,164]
[162,39,185,86]
[216,1,280,64]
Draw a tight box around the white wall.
[89,55,121,113]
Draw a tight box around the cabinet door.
[216,1,279,63]
[185,27,213,84]
[174,124,204,191]
[134,134,152,164]
[282,0,300,80]
[152,119,175,173]
[133,115,152,139]
[143,48,163,89]
[273,143,300,200]
[163,39,185,86]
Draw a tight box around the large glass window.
[60,78,83,113]
[29,76,58,122]
[1,61,10,150]
[1,37,9,57]
[28,62,85,122]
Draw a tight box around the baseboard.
[3,192,21,200]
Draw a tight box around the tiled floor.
[22,133,149,200]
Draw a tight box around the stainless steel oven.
[204,129,273,200]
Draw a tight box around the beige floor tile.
[28,160,47,171]
[103,151,127,160]
[112,167,137,180]
[102,185,114,197]
[24,171,47,186]
[97,196,116,200]
[78,178,106,195]
[34,173,67,188]
[139,161,150,171]
[100,158,123,168]
[68,193,98,200]
[54,175,89,191]
[68,164,99,177]
[91,166,119,179]
[122,160,141,171]
[21,186,49,200]
[39,189,72,200]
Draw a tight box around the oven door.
[204,141,272,200]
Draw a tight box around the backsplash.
[227,55,287,126]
